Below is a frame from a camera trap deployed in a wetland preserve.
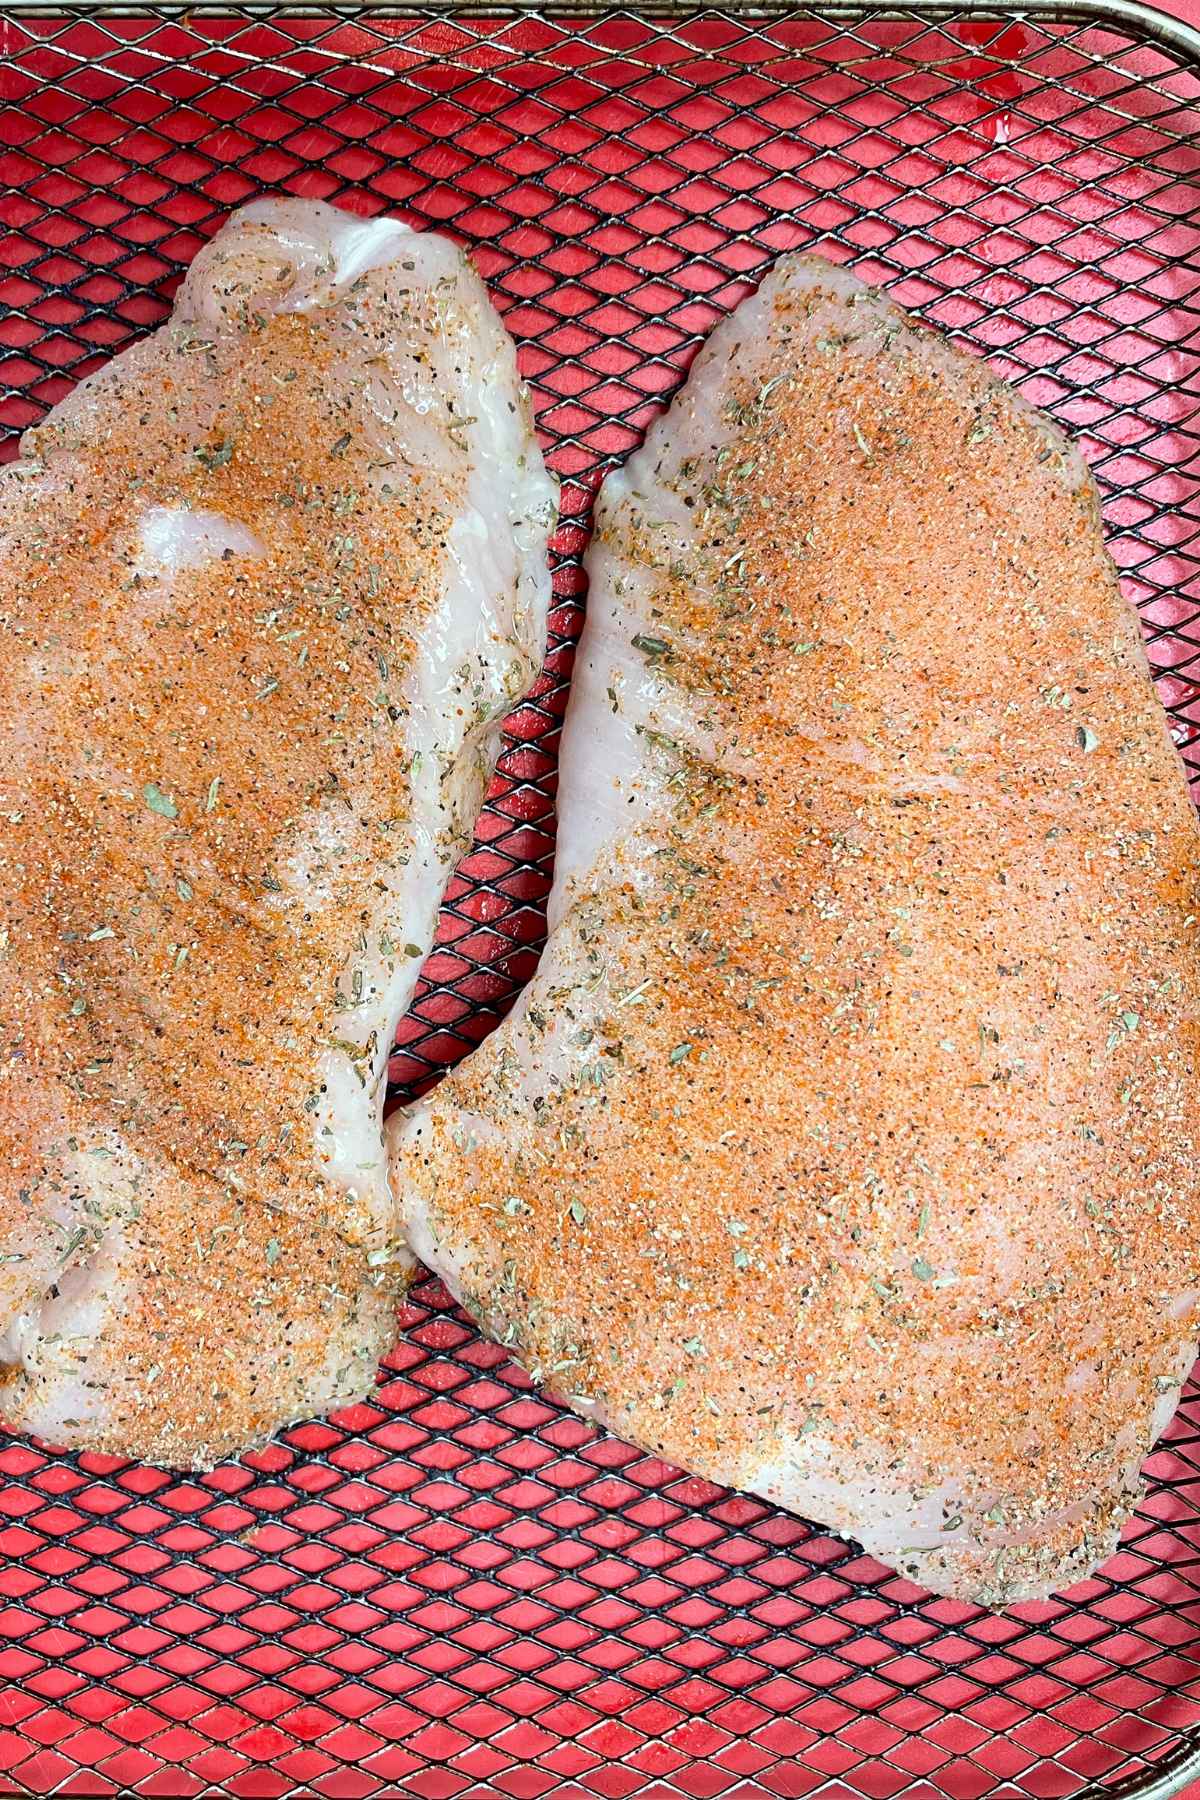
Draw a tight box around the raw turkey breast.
[0,198,554,1465]
[390,253,1200,1605]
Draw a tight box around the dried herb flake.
[144,783,178,819]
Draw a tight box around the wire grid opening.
[1,4,1200,1796]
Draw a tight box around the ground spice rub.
[0,199,554,1465]
[391,254,1200,1605]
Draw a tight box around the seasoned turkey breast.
[390,254,1200,1605]
[0,198,554,1465]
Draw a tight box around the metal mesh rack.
[1,3,1200,1795]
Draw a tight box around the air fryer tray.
[2,3,1200,1796]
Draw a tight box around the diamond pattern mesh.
[1,5,1200,1796]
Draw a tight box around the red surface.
[2,7,1200,1797]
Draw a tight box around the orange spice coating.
[0,202,552,1465]
[393,258,1200,1604]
